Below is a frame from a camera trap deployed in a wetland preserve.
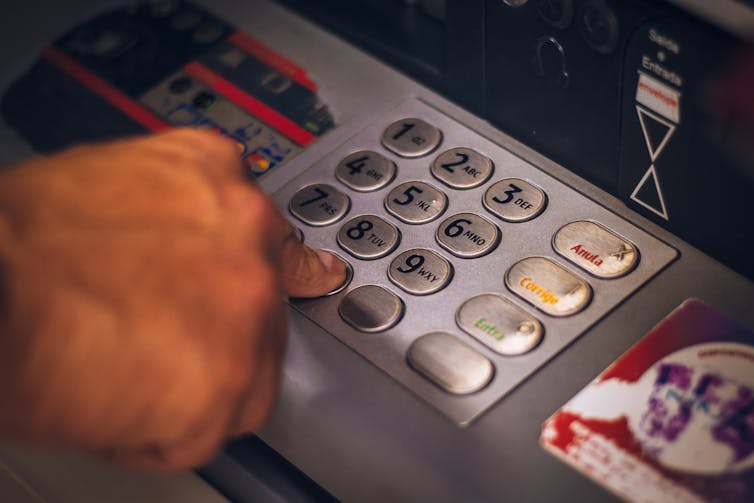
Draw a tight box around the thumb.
[279,232,348,298]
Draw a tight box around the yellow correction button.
[505,257,592,317]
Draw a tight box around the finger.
[278,228,347,298]
[154,128,244,180]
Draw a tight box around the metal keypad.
[337,214,400,260]
[483,178,547,222]
[289,183,350,226]
[273,98,678,426]
[335,150,396,192]
[388,248,453,295]
[436,213,500,258]
[431,147,494,189]
[381,117,442,158]
[385,181,447,224]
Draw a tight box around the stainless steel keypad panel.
[388,248,453,295]
[385,181,448,224]
[335,150,396,192]
[274,98,677,426]
[483,178,547,222]
[337,214,400,260]
[381,117,442,158]
[436,213,500,258]
[289,183,350,227]
[431,147,494,189]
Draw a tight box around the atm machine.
[0,0,753,501]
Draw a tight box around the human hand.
[0,129,346,471]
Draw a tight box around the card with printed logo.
[540,299,754,503]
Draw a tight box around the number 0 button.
[289,183,350,227]
[338,215,400,260]
[381,118,442,158]
[436,213,500,258]
[388,248,453,295]
[483,178,547,222]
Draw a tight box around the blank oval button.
[339,285,404,333]
[408,332,494,394]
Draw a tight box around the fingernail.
[314,249,347,274]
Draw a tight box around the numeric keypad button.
[431,147,494,189]
[335,150,396,192]
[339,285,404,333]
[388,248,453,295]
[385,181,447,224]
[436,213,500,258]
[289,183,350,226]
[381,118,442,158]
[337,215,400,260]
[483,178,547,222]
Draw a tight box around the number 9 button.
[338,214,400,260]
[436,213,500,258]
[388,248,453,295]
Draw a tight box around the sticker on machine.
[540,299,754,502]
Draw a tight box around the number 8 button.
[436,213,500,258]
[338,214,401,260]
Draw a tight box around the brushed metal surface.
[388,248,453,295]
[483,178,547,223]
[407,332,493,394]
[506,257,592,316]
[381,117,442,158]
[456,293,543,355]
[338,285,404,333]
[335,150,396,192]
[385,180,448,224]
[553,220,639,278]
[289,183,350,227]
[430,147,493,189]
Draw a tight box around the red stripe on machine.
[183,61,316,146]
[41,46,171,133]
[228,31,318,92]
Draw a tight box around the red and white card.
[541,299,754,502]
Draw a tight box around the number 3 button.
[338,215,401,260]
[483,178,547,222]
[388,248,453,295]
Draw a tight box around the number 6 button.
[289,183,350,227]
[388,248,453,295]
[483,178,547,222]
[436,213,500,258]
[337,214,401,260]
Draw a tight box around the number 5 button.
[388,248,453,295]
[483,178,547,222]
[385,181,447,224]
[289,183,350,226]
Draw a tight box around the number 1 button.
[381,118,442,158]
[289,183,350,227]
